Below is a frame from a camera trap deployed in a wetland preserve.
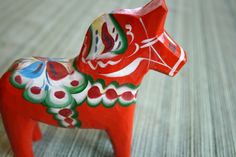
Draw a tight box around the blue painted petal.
[19,61,45,78]
[45,84,49,91]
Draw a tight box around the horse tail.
[0,76,2,115]
[0,73,8,115]
[0,75,3,115]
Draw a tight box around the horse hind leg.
[0,73,40,156]
[1,107,36,157]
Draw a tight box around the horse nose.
[159,31,187,77]
[161,31,187,76]
[168,46,187,76]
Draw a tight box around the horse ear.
[137,0,168,37]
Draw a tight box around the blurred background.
[0,0,236,156]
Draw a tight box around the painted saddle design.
[10,57,138,127]
[0,0,187,157]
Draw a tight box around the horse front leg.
[107,123,134,157]
[32,122,42,142]
[106,110,135,157]
[1,107,36,157]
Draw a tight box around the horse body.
[0,0,187,157]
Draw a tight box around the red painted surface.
[0,0,187,157]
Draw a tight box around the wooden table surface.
[0,0,236,156]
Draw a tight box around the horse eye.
[168,42,176,53]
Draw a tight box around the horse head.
[76,0,187,85]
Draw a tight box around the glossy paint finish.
[0,0,187,157]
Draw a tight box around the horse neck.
[74,55,150,87]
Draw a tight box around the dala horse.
[0,0,187,157]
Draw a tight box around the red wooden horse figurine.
[0,0,187,157]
